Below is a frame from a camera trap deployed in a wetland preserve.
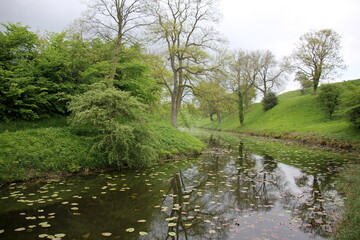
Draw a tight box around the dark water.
[0,130,358,240]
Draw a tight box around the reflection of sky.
[278,163,304,195]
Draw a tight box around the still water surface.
[0,130,358,240]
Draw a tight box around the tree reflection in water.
[147,136,344,239]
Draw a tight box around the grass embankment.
[196,80,360,150]
[0,117,204,183]
[335,166,360,240]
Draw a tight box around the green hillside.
[196,79,360,149]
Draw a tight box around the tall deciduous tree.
[227,50,259,126]
[147,0,222,127]
[80,0,146,84]
[255,50,288,98]
[291,29,345,93]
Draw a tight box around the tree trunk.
[170,95,180,127]
[216,112,221,124]
[209,113,214,122]
[313,65,322,94]
[108,41,120,84]
[108,29,123,86]
[238,91,244,126]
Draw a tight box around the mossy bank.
[0,118,204,183]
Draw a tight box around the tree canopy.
[291,29,346,93]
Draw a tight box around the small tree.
[294,71,312,95]
[262,92,278,111]
[68,83,157,168]
[317,84,340,118]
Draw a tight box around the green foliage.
[261,91,278,111]
[0,116,67,133]
[317,84,340,117]
[68,84,157,168]
[335,165,360,240]
[0,23,161,121]
[114,45,161,104]
[194,81,236,123]
[294,71,312,94]
[93,122,157,168]
[340,81,360,128]
[68,84,144,131]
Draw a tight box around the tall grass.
[335,165,360,240]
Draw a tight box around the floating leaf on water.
[139,232,147,236]
[82,233,90,239]
[168,223,177,227]
[28,225,36,228]
[184,223,192,227]
[209,230,216,234]
[168,232,176,236]
[137,220,146,223]
[102,232,112,237]
[55,233,66,238]
[15,227,26,232]
[38,233,48,238]
[126,228,135,233]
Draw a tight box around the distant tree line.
[1,0,358,129]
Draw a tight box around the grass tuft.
[335,165,360,240]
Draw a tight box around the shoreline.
[196,126,360,152]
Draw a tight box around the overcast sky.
[1,0,359,91]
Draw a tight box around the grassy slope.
[0,117,204,183]
[197,80,360,149]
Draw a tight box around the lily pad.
[15,227,26,232]
[139,231,148,236]
[55,233,66,238]
[126,228,135,233]
[168,232,176,236]
[102,232,112,237]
